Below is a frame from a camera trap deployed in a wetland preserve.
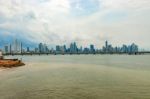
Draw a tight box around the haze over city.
[0,0,150,50]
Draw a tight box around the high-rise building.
[39,43,44,53]
[105,41,108,49]
[13,39,21,53]
[10,44,12,54]
[56,45,66,53]
[45,46,49,53]
[44,44,49,53]
[63,45,67,53]
[4,45,9,53]
[21,42,23,53]
[83,48,90,54]
[43,44,47,53]
[105,40,108,53]
[27,47,30,52]
[121,45,128,53]
[35,48,39,53]
[90,44,95,53]
[56,45,61,52]
[70,42,78,53]
[128,43,138,53]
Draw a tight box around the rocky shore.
[0,59,25,68]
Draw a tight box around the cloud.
[0,0,150,49]
[101,0,150,11]
[69,0,100,16]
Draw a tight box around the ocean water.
[0,55,150,99]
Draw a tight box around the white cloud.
[101,0,150,11]
[0,0,150,49]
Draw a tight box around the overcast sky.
[0,0,150,49]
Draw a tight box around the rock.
[0,59,25,68]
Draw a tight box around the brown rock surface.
[0,59,25,68]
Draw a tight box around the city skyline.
[0,0,150,50]
[0,38,140,54]
[0,1,150,99]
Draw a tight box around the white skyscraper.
[13,39,21,53]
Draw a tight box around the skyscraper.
[12,39,21,53]
[56,45,61,53]
[70,42,78,53]
[105,41,108,49]
[10,44,12,54]
[21,42,23,53]
[121,45,128,53]
[27,47,30,52]
[105,40,108,53]
[39,43,44,53]
[129,43,138,54]
[4,45,9,53]
[90,44,95,53]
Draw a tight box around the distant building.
[83,48,90,54]
[4,45,9,53]
[12,39,21,53]
[56,45,66,53]
[38,43,49,53]
[70,42,78,53]
[104,40,109,53]
[90,44,95,53]
[105,40,108,49]
[79,46,83,53]
[10,44,12,54]
[63,45,67,53]
[35,48,39,53]
[45,45,49,53]
[56,45,61,53]
[0,50,3,59]
[39,43,44,53]
[0,39,140,55]
[21,42,23,53]
[50,48,55,53]
[103,41,113,53]
[121,45,128,53]
[128,43,138,54]
[27,47,30,52]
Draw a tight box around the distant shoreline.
[3,52,150,56]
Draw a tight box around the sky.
[0,0,150,50]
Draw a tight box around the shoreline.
[3,53,150,56]
[0,59,25,68]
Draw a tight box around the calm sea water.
[0,55,150,99]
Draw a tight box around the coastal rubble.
[0,59,25,68]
